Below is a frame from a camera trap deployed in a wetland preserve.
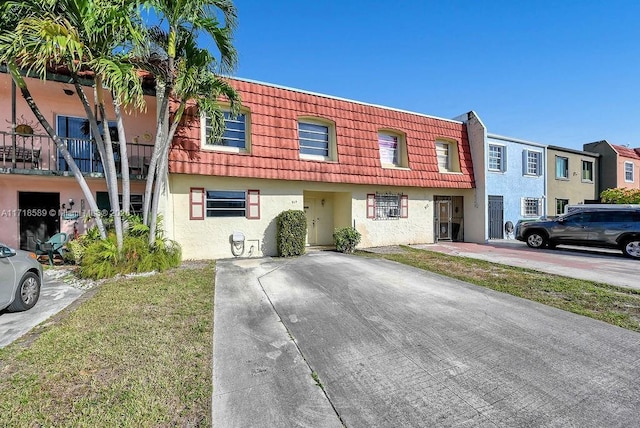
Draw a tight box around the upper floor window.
[582,160,593,182]
[524,149,542,176]
[435,139,460,172]
[488,144,506,172]
[625,161,634,182]
[555,156,569,179]
[298,118,336,161]
[202,109,250,152]
[378,131,407,168]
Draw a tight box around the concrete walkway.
[214,252,640,427]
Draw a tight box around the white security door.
[436,200,452,240]
[304,198,318,245]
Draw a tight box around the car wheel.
[525,231,547,249]
[7,272,41,312]
[622,238,640,259]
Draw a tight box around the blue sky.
[226,0,640,151]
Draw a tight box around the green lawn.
[361,246,640,332]
[0,262,215,427]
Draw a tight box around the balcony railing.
[0,130,153,178]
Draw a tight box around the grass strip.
[0,262,215,427]
[360,247,640,332]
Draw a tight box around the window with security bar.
[366,193,408,220]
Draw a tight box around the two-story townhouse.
[162,78,477,259]
[546,146,600,216]
[0,72,156,251]
[583,140,640,194]
[455,112,547,240]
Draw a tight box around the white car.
[0,243,43,312]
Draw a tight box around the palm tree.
[140,0,240,244]
[0,0,146,250]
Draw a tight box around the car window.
[590,211,614,222]
[608,211,638,223]
[564,212,592,224]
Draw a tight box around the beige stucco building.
[546,146,600,216]
[162,78,478,260]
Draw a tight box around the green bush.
[74,215,182,279]
[333,227,361,253]
[600,188,640,204]
[276,210,307,257]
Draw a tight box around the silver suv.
[515,207,640,259]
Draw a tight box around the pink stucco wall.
[617,157,640,189]
[0,72,156,250]
[0,73,157,144]
[0,174,148,249]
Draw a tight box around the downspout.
[11,79,16,168]
[543,146,548,217]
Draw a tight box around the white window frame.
[201,109,250,153]
[555,156,569,179]
[488,144,506,172]
[524,149,542,176]
[298,118,336,161]
[378,130,407,168]
[555,198,569,216]
[521,197,542,217]
[624,161,635,183]
[435,140,450,171]
[581,160,594,182]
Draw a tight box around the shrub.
[333,227,361,253]
[74,215,182,279]
[600,188,640,204]
[276,210,307,257]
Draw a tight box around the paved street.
[215,252,640,427]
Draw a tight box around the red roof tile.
[612,144,640,160]
[169,79,475,189]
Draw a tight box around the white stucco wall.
[166,174,474,259]
[455,111,487,243]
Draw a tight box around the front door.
[436,200,452,240]
[19,192,60,252]
[304,198,318,245]
[488,195,504,239]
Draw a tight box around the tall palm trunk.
[148,103,182,244]
[142,81,171,227]
[7,61,107,239]
[96,76,124,251]
[113,99,130,215]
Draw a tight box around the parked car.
[0,243,43,312]
[515,207,640,259]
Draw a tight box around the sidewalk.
[409,240,639,290]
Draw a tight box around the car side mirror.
[0,246,17,258]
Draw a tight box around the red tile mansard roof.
[611,144,640,160]
[169,78,475,189]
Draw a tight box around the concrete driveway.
[213,253,640,427]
